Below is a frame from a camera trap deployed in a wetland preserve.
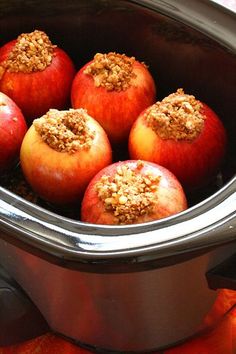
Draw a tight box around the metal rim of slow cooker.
[0,0,235,272]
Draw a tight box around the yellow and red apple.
[20,108,112,205]
[129,89,226,190]
[81,160,187,225]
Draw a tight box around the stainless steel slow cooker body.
[0,0,235,352]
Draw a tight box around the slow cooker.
[0,0,235,352]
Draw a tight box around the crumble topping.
[1,30,56,74]
[96,161,161,224]
[145,88,205,140]
[83,52,137,92]
[33,108,95,153]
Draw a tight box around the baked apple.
[71,52,156,144]
[0,92,27,173]
[0,30,76,123]
[20,108,112,205]
[129,89,227,190]
[81,160,187,225]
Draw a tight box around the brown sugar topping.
[96,161,161,224]
[145,88,205,141]
[2,30,56,73]
[33,109,95,153]
[83,52,137,92]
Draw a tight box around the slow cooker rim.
[130,0,236,53]
[0,171,235,232]
[0,175,235,264]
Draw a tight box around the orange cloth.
[0,290,235,354]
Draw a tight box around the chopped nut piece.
[1,30,56,74]
[145,88,205,141]
[136,160,144,169]
[33,108,95,153]
[84,52,137,92]
[96,162,161,224]
[119,195,128,204]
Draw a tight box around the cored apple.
[81,160,187,225]
[129,89,227,190]
[0,30,76,123]
[71,52,156,144]
[0,92,27,173]
[20,108,112,205]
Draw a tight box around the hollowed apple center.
[1,30,56,74]
[96,161,161,224]
[145,88,205,141]
[33,108,95,153]
[84,52,137,91]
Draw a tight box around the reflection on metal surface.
[212,0,236,12]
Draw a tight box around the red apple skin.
[0,92,27,172]
[20,116,112,205]
[0,40,76,123]
[81,160,187,225]
[71,60,156,144]
[128,103,227,190]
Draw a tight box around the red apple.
[81,160,187,225]
[20,108,112,205]
[0,30,76,123]
[0,92,27,173]
[71,52,156,144]
[129,89,227,190]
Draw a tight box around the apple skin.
[0,92,27,173]
[0,39,76,123]
[81,160,187,225]
[71,59,156,144]
[128,103,227,190]
[20,115,112,205]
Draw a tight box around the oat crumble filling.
[1,30,56,74]
[96,161,161,224]
[145,88,205,141]
[33,109,95,153]
[83,52,137,92]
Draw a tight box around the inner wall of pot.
[0,0,235,217]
